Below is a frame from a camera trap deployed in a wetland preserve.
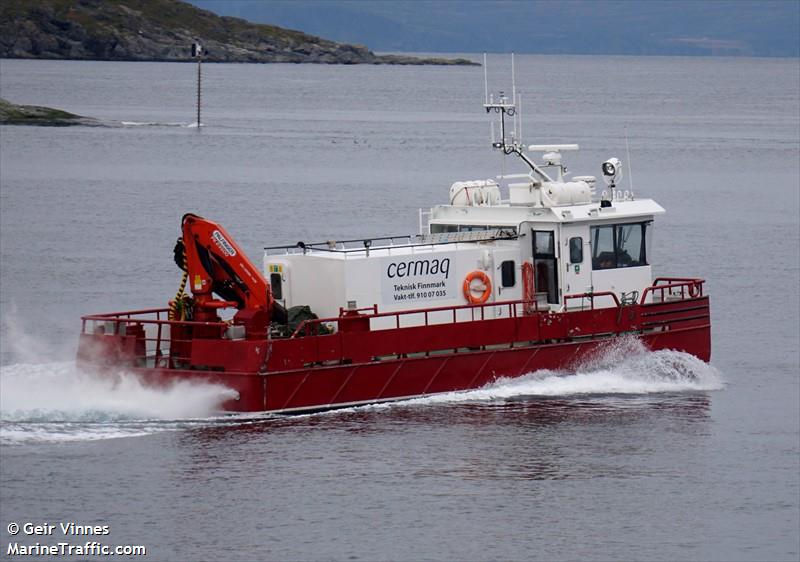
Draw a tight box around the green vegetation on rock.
[0,0,477,65]
[0,98,101,126]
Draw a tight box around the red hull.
[78,290,711,414]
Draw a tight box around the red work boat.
[77,81,710,413]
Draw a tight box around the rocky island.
[0,0,477,65]
[0,98,102,126]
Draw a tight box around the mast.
[482,54,553,183]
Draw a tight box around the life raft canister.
[463,270,492,304]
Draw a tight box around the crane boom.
[177,213,275,336]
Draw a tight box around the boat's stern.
[77,308,271,412]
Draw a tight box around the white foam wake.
[120,121,190,127]
[0,337,722,443]
[400,338,723,408]
[0,362,238,444]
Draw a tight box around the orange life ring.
[688,282,701,298]
[463,270,492,304]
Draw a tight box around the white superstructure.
[264,61,666,328]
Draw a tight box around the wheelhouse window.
[591,222,649,270]
[592,226,615,269]
[616,224,645,267]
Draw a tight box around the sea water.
[0,55,798,560]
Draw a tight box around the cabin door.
[561,225,591,306]
[532,230,559,305]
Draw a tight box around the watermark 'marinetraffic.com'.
[6,521,146,557]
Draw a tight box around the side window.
[489,225,518,234]
[270,273,283,300]
[569,237,583,264]
[592,226,615,269]
[430,224,458,233]
[501,260,516,287]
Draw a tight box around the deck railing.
[81,308,228,336]
[562,291,621,310]
[80,308,228,367]
[641,277,705,304]
[289,298,542,338]
[79,277,705,367]
[263,229,518,257]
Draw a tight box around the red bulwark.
[78,280,710,413]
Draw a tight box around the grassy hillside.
[0,0,476,64]
[192,0,800,57]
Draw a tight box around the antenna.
[511,53,519,142]
[625,125,634,191]
[483,55,553,183]
[511,53,516,105]
[483,53,489,104]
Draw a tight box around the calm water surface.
[0,55,798,561]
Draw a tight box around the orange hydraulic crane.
[173,213,281,339]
